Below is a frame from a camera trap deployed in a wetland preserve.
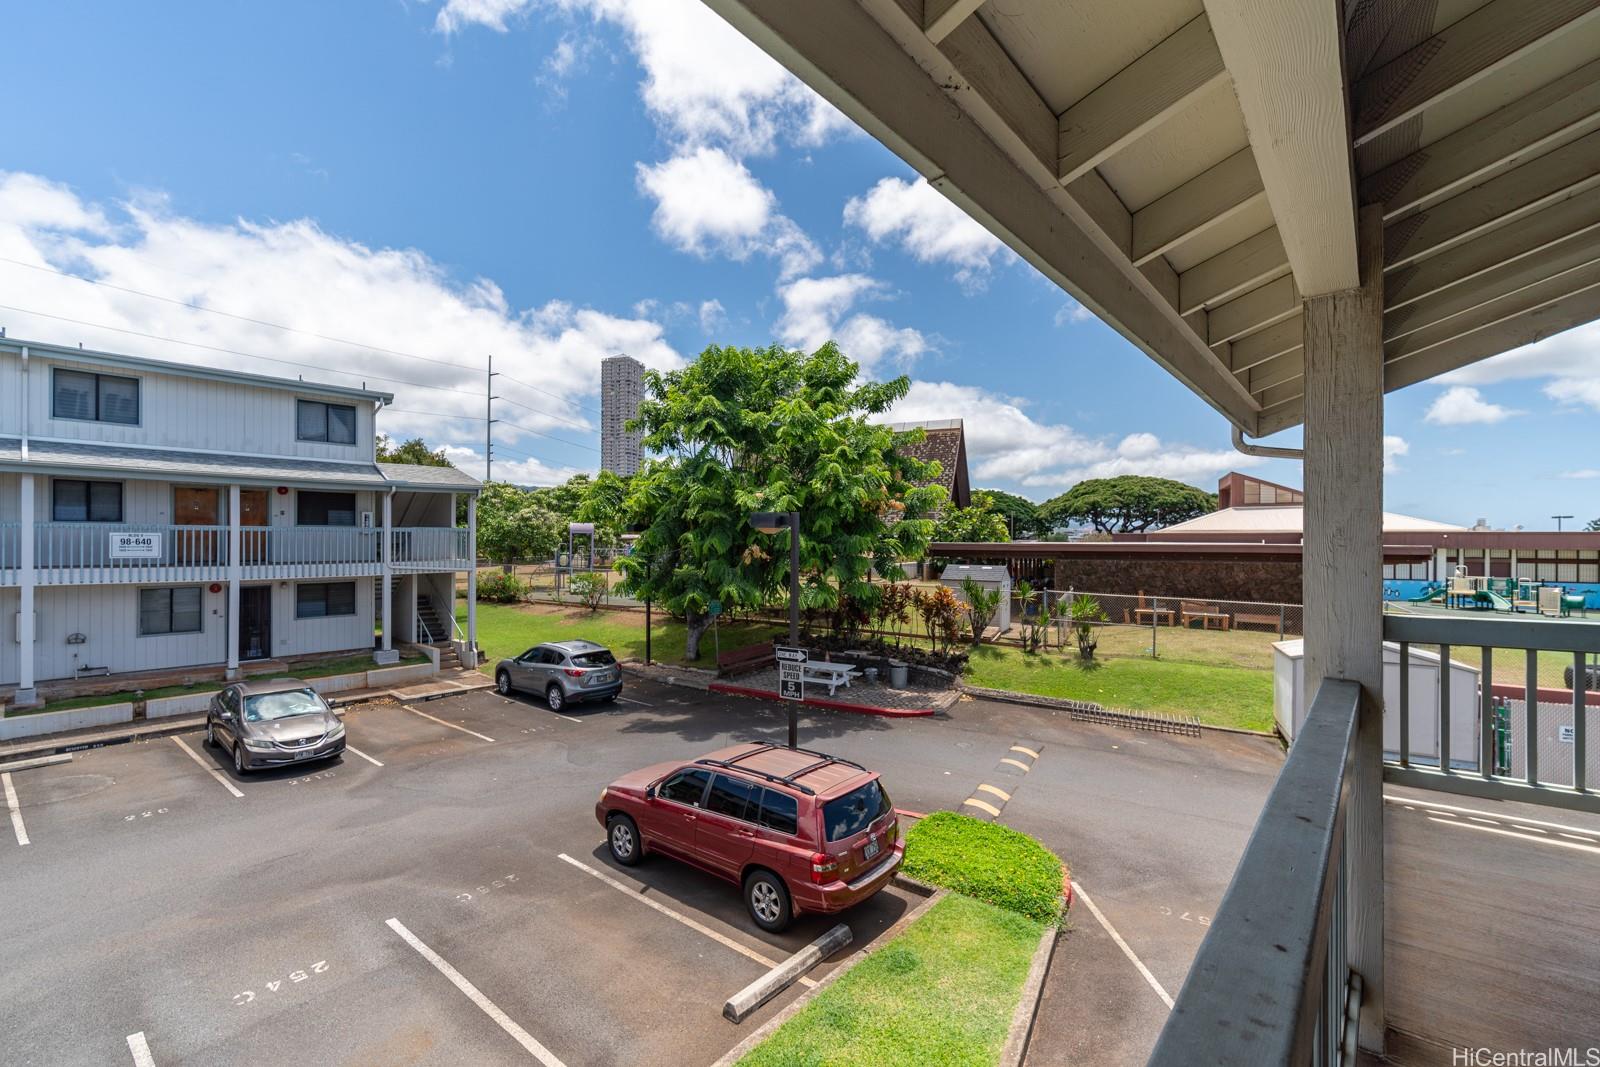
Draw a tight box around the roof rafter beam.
[1209,275,1299,346]
[1384,258,1600,364]
[1226,314,1303,373]
[1385,191,1600,309]
[1384,227,1600,342]
[708,0,1260,429]
[1179,226,1290,314]
[1056,13,1228,183]
[1384,286,1600,392]
[1353,0,1600,147]
[1384,130,1600,270]
[1361,57,1600,219]
[1204,0,1359,295]
[922,0,985,44]
[1131,148,1267,265]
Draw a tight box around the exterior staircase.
[416,595,467,670]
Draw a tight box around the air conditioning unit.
[361,511,374,528]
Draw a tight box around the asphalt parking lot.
[0,676,1284,1066]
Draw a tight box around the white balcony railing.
[0,523,473,585]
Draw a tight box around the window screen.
[295,582,356,618]
[53,480,123,522]
[297,491,357,526]
[296,399,358,444]
[52,369,138,424]
[139,587,203,635]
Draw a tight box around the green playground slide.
[1484,591,1512,611]
[1407,586,1445,603]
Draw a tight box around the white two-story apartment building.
[0,338,481,707]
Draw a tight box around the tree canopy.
[932,503,1011,544]
[1038,475,1216,533]
[376,434,453,467]
[474,482,563,563]
[972,488,1043,539]
[617,342,944,658]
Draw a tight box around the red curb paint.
[894,808,929,820]
[707,682,936,718]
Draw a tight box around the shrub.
[903,811,1063,924]
[567,571,607,612]
[476,570,527,603]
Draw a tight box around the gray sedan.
[204,679,346,774]
[495,640,622,711]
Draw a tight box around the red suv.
[595,742,902,932]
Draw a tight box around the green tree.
[972,488,1041,539]
[932,504,1011,544]
[617,342,944,659]
[1038,475,1216,533]
[474,482,563,563]
[1587,517,1600,532]
[529,474,592,520]
[576,469,630,549]
[376,435,452,466]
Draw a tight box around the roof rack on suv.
[732,741,866,774]
[694,755,817,796]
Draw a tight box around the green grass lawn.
[461,599,1276,729]
[736,893,1041,1067]
[965,644,1274,731]
[12,651,427,717]
[903,812,1063,924]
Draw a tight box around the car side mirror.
[646,784,658,799]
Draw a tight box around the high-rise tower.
[600,354,645,476]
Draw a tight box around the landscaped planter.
[367,663,434,688]
[305,672,370,696]
[0,702,136,741]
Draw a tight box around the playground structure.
[1405,573,1588,617]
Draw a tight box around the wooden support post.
[1301,204,1385,1053]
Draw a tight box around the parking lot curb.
[959,684,1276,739]
[706,682,937,718]
[708,883,948,1067]
[999,919,1063,1067]
[722,922,853,1023]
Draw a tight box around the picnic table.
[1180,600,1231,630]
[1132,606,1176,626]
[802,662,858,696]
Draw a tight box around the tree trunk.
[684,609,711,661]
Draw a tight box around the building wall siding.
[0,356,20,436]
[270,578,375,658]
[34,584,229,682]
[0,473,18,522]
[0,588,18,685]
[21,354,376,462]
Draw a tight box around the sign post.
[775,645,807,749]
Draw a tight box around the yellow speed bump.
[999,757,1031,772]
[976,783,1011,802]
[962,797,1003,817]
[1010,745,1040,759]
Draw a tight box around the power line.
[387,408,600,453]
[0,258,606,418]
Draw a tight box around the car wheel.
[744,870,792,933]
[496,670,513,696]
[204,722,215,747]
[607,814,642,866]
[233,741,248,776]
[546,684,565,712]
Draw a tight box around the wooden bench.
[1180,601,1230,630]
[1233,611,1283,633]
[1133,606,1175,626]
[716,642,775,677]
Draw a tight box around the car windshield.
[571,650,615,667]
[823,780,892,842]
[243,689,326,723]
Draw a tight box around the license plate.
[863,838,880,861]
[294,748,319,760]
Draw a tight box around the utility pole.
[1553,514,1573,532]
[486,355,499,482]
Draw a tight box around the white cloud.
[444,0,850,157]
[0,170,681,463]
[1383,435,1410,474]
[439,444,584,486]
[635,148,819,278]
[1054,299,1095,327]
[1424,385,1521,425]
[1439,318,1600,412]
[1561,469,1600,479]
[775,274,928,370]
[698,299,726,334]
[886,380,1261,490]
[843,177,1005,288]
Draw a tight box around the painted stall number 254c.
[233,961,330,1006]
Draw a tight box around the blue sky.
[1,0,1595,528]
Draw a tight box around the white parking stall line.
[126,1031,155,1067]
[546,710,582,724]
[555,853,817,988]
[171,738,244,799]
[385,918,568,1067]
[616,696,654,707]
[1384,793,1600,837]
[345,745,384,768]
[3,772,29,847]
[1072,882,1174,1010]
[1427,816,1600,854]
[402,705,496,743]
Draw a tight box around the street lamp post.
[750,510,801,747]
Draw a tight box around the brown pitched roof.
[891,420,970,511]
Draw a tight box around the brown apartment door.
[173,487,222,565]
[240,489,270,564]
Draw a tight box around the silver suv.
[495,640,622,711]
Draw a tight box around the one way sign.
[775,646,808,664]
